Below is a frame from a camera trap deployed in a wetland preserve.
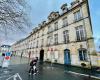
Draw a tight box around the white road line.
[6,73,22,80]
[68,71,100,79]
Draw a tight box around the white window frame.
[76,25,86,41]
[74,10,82,21]
[63,30,69,43]
[63,17,68,27]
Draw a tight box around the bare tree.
[0,0,31,38]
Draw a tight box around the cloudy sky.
[0,0,100,51]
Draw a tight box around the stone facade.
[11,0,97,68]
[0,45,11,53]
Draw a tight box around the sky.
[0,0,100,51]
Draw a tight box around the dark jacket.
[30,59,37,66]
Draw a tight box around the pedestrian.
[28,52,31,63]
[29,52,31,59]
[29,57,38,75]
[20,52,23,59]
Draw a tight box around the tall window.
[54,22,58,30]
[42,29,44,36]
[62,17,68,27]
[41,39,44,47]
[79,49,87,61]
[48,25,52,33]
[54,34,58,45]
[34,34,36,40]
[33,42,35,48]
[63,30,69,43]
[36,40,38,48]
[47,36,52,46]
[74,10,82,21]
[37,32,39,38]
[76,25,86,41]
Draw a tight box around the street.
[0,56,100,80]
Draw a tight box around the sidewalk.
[44,62,100,79]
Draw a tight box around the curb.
[67,71,100,79]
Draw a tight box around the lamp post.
[50,48,54,69]
[88,48,92,79]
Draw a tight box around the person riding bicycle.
[29,57,38,75]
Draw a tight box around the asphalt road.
[0,56,100,80]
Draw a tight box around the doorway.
[39,49,44,62]
[64,49,71,65]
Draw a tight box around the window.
[63,30,69,43]
[79,49,87,61]
[48,25,53,33]
[36,41,38,48]
[41,39,44,47]
[54,22,58,30]
[37,32,39,38]
[62,17,68,27]
[76,25,86,41]
[42,29,44,36]
[33,42,35,48]
[47,36,52,46]
[54,34,58,45]
[74,10,82,21]
[34,34,36,40]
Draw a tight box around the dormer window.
[48,12,60,21]
[61,3,68,13]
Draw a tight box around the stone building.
[0,45,11,54]
[12,0,98,68]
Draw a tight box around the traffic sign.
[5,52,11,56]
[5,56,10,60]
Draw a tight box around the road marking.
[6,73,22,80]
[67,71,100,79]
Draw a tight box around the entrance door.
[39,50,44,62]
[64,49,71,65]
